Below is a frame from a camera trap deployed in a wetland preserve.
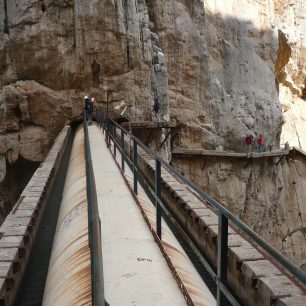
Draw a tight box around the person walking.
[153,97,160,122]
[245,134,254,155]
[257,134,263,152]
[84,95,93,124]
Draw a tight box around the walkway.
[88,125,187,305]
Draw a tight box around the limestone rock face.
[150,0,283,150]
[0,0,305,267]
[0,79,77,221]
[273,0,306,149]
[0,80,77,169]
[0,0,171,221]
[0,0,170,165]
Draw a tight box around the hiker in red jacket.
[257,134,263,152]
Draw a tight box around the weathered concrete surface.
[42,127,91,306]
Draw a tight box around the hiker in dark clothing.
[84,95,93,124]
[153,97,160,122]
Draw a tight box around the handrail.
[83,112,105,306]
[98,108,306,286]
[95,107,306,305]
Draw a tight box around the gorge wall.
[0,1,305,267]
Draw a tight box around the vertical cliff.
[273,0,306,149]
[0,0,305,267]
[0,0,171,216]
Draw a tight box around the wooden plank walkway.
[172,147,294,159]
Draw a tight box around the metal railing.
[95,108,306,305]
[83,113,105,306]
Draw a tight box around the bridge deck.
[88,125,188,305]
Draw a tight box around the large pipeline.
[42,123,216,305]
[42,127,91,306]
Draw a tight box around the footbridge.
[0,109,305,306]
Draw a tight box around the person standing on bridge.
[84,95,93,124]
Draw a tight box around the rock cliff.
[0,1,305,266]
[273,0,306,148]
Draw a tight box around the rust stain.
[43,127,92,306]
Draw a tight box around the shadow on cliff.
[0,157,40,225]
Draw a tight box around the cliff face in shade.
[0,1,305,266]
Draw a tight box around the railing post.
[105,117,108,144]
[83,110,105,306]
[217,212,228,305]
[121,129,125,172]
[155,158,162,240]
[107,119,111,148]
[113,124,116,157]
[99,110,101,128]
[133,138,138,194]
[112,122,115,151]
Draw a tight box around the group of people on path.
[245,133,264,154]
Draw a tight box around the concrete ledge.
[258,276,302,306]
[277,295,306,306]
[0,125,70,306]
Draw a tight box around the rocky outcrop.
[0,80,77,219]
[0,80,77,166]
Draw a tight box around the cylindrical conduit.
[42,127,92,306]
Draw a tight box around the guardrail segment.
[83,113,105,306]
[95,108,306,306]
